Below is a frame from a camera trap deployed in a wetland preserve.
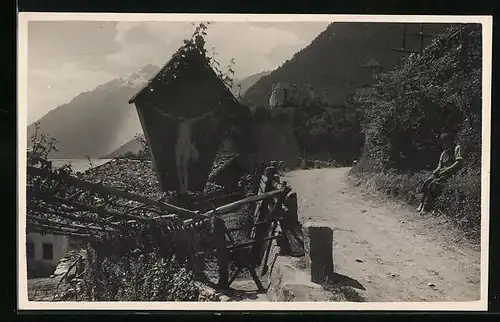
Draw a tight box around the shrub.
[359,24,482,172]
[435,167,481,238]
[350,24,482,241]
[350,166,481,242]
[71,247,219,302]
[27,113,219,303]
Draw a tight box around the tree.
[358,24,482,171]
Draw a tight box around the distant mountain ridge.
[27,64,160,159]
[28,65,269,159]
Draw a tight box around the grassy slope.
[349,24,482,243]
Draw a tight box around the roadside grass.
[349,163,480,244]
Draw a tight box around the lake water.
[49,159,113,173]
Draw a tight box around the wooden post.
[214,217,229,289]
[249,166,277,263]
[260,183,291,276]
[246,163,265,238]
[279,191,305,257]
[250,165,275,240]
[251,181,289,269]
[186,227,205,281]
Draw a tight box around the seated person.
[417,133,464,214]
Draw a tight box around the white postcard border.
[17,13,493,311]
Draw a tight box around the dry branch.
[48,194,153,222]
[26,223,95,238]
[28,166,197,218]
[30,205,122,229]
[28,215,116,233]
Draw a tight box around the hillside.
[101,136,143,159]
[231,70,271,97]
[28,66,269,159]
[243,22,451,107]
[27,64,159,159]
[351,24,482,240]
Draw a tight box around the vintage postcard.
[17,13,492,311]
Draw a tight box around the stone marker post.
[303,221,334,284]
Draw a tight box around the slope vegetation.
[351,24,482,241]
[243,22,450,107]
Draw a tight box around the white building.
[26,232,70,278]
[269,82,287,109]
[269,82,316,109]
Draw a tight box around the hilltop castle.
[268,82,316,109]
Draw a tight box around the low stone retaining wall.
[267,221,334,301]
[266,256,331,301]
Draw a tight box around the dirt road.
[284,167,481,302]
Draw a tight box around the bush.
[435,167,481,238]
[73,247,219,302]
[27,118,219,302]
[350,166,481,242]
[289,99,363,163]
[358,24,482,172]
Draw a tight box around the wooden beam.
[214,216,230,289]
[30,205,122,228]
[194,234,282,256]
[250,183,290,266]
[27,216,116,233]
[189,188,283,221]
[26,223,95,238]
[37,193,153,223]
[28,166,198,219]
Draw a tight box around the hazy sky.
[26,21,330,123]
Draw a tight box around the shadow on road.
[329,272,366,290]
[324,272,366,302]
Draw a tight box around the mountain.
[27,63,270,159]
[101,136,143,159]
[243,22,451,107]
[103,70,271,159]
[27,64,160,158]
[231,70,271,97]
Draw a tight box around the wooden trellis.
[26,158,304,292]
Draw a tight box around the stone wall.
[266,221,335,302]
[26,233,70,278]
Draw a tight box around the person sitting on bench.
[417,132,464,214]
